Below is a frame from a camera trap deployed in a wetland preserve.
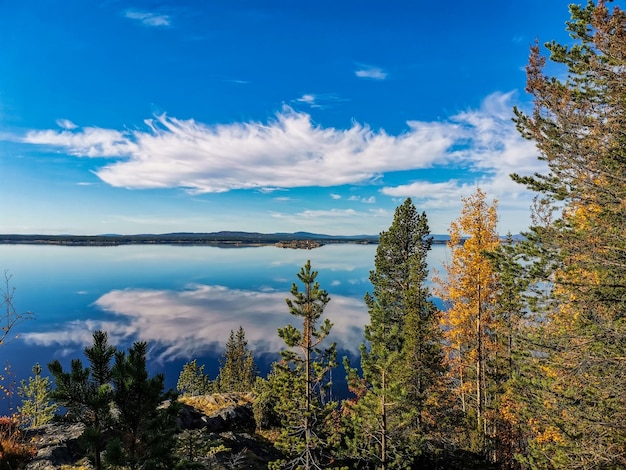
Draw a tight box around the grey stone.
[24,423,94,470]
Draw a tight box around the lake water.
[0,243,450,413]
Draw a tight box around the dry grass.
[178,392,255,415]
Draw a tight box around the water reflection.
[23,284,368,361]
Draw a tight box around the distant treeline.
[0,232,387,247]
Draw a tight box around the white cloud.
[355,66,388,80]
[294,93,344,109]
[16,92,543,232]
[256,187,286,194]
[330,193,341,200]
[348,195,376,204]
[379,92,546,226]
[124,9,171,27]
[297,94,316,104]
[22,284,368,360]
[268,207,390,234]
[382,180,482,209]
[23,127,134,157]
[291,209,358,219]
[56,118,77,130]
[21,108,458,192]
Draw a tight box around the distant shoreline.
[0,232,452,248]
[0,232,377,248]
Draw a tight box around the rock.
[216,430,283,467]
[24,422,94,470]
[178,393,256,433]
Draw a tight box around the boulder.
[24,422,93,470]
[177,393,256,432]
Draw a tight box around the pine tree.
[106,340,180,470]
[49,331,180,470]
[434,188,501,456]
[270,260,337,470]
[17,363,58,428]
[349,198,443,469]
[177,359,213,396]
[48,330,116,470]
[217,326,258,392]
[511,1,626,466]
[252,372,283,431]
[175,428,228,469]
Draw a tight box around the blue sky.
[0,0,576,236]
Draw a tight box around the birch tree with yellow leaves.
[435,188,501,456]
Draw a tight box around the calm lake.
[0,243,450,413]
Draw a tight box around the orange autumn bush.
[0,415,36,469]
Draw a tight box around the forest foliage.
[1,1,625,469]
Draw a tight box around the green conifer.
[106,340,179,469]
[348,198,443,469]
[217,326,258,392]
[17,363,58,428]
[270,260,337,470]
[511,1,626,466]
[177,359,213,396]
[48,330,116,470]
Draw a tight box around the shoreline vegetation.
[0,231,451,248]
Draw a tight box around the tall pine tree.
[348,198,443,469]
[271,260,337,470]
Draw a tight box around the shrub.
[0,415,37,469]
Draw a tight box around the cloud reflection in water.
[23,284,368,361]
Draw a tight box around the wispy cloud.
[381,92,541,211]
[297,94,317,105]
[349,195,376,204]
[355,65,388,80]
[19,109,457,191]
[22,284,367,360]
[382,180,478,209]
[268,207,390,234]
[124,9,171,27]
[56,118,77,130]
[257,187,287,194]
[330,193,342,200]
[294,93,345,109]
[15,92,543,229]
[23,126,133,157]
